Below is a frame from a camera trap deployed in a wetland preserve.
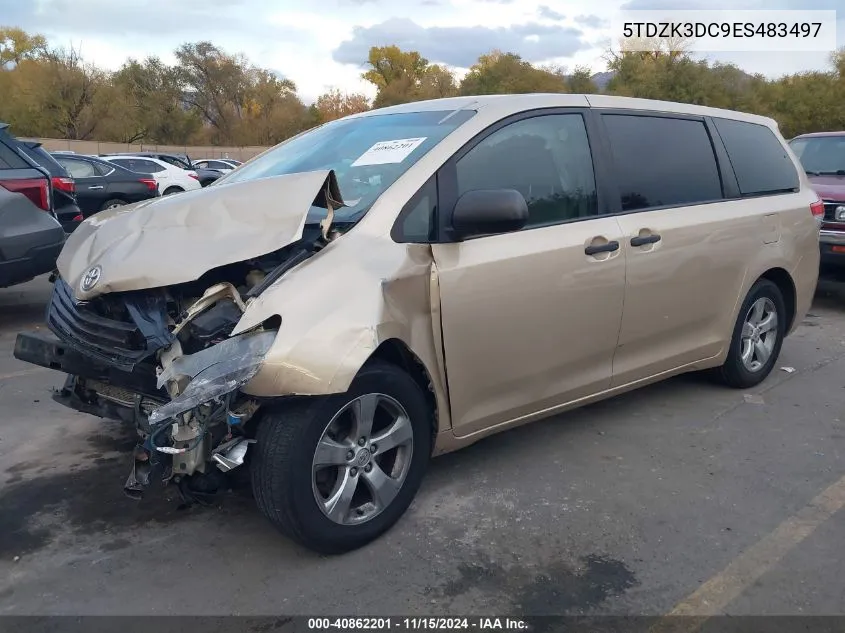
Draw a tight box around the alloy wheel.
[312,393,414,526]
[740,297,778,372]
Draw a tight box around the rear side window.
[58,158,98,178]
[109,159,132,170]
[0,141,27,169]
[114,159,163,173]
[713,118,799,196]
[602,114,723,211]
[157,155,191,169]
[138,160,165,173]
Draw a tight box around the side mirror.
[451,189,528,240]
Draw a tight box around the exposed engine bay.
[14,173,349,504]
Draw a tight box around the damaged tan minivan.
[15,95,820,553]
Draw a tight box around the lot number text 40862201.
[307,618,529,630]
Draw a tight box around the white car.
[194,158,240,173]
[99,156,201,195]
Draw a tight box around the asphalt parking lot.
[1,273,845,618]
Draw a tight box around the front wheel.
[717,278,786,389]
[251,361,432,554]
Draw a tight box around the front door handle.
[88,185,104,190]
[630,234,661,247]
[585,241,620,256]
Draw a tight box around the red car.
[789,131,845,266]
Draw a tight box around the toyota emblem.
[80,265,102,292]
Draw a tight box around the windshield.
[789,136,845,175]
[220,109,476,223]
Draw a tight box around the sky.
[1,0,843,104]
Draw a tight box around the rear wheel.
[251,361,432,554]
[717,279,786,389]
[101,198,126,210]
[162,186,183,196]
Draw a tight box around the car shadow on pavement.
[816,270,845,312]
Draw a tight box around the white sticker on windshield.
[351,137,427,167]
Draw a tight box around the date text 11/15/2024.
[307,618,530,631]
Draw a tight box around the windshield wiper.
[805,170,821,176]
[818,170,845,176]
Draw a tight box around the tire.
[162,186,183,196]
[251,360,432,554]
[101,198,126,210]
[717,278,786,389]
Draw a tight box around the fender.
[232,228,453,431]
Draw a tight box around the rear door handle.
[88,185,104,190]
[630,234,661,247]
[585,241,620,256]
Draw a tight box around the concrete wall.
[27,138,273,161]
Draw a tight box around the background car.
[99,155,201,195]
[788,132,845,268]
[53,153,159,216]
[0,123,65,287]
[16,140,82,233]
[102,151,222,187]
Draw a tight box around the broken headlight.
[148,329,276,424]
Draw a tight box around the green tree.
[362,45,431,107]
[237,68,309,145]
[314,88,370,123]
[174,41,251,143]
[566,66,597,93]
[418,64,459,99]
[459,51,567,95]
[0,26,47,66]
[106,57,200,143]
[30,46,111,139]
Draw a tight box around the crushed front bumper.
[14,330,164,427]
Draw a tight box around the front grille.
[823,201,844,222]
[47,278,157,371]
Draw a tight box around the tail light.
[51,176,75,194]
[139,178,157,193]
[188,172,199,180]
[0,177,51,211]
[73,214,83,222]
[810,199,825,218]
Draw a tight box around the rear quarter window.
[0,141,27,169]
[93,161,114,176]
[712,118,799,196]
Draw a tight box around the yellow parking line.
[0,367,49,381]
[650,473,845,633]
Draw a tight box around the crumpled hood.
[58,170,343,300]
